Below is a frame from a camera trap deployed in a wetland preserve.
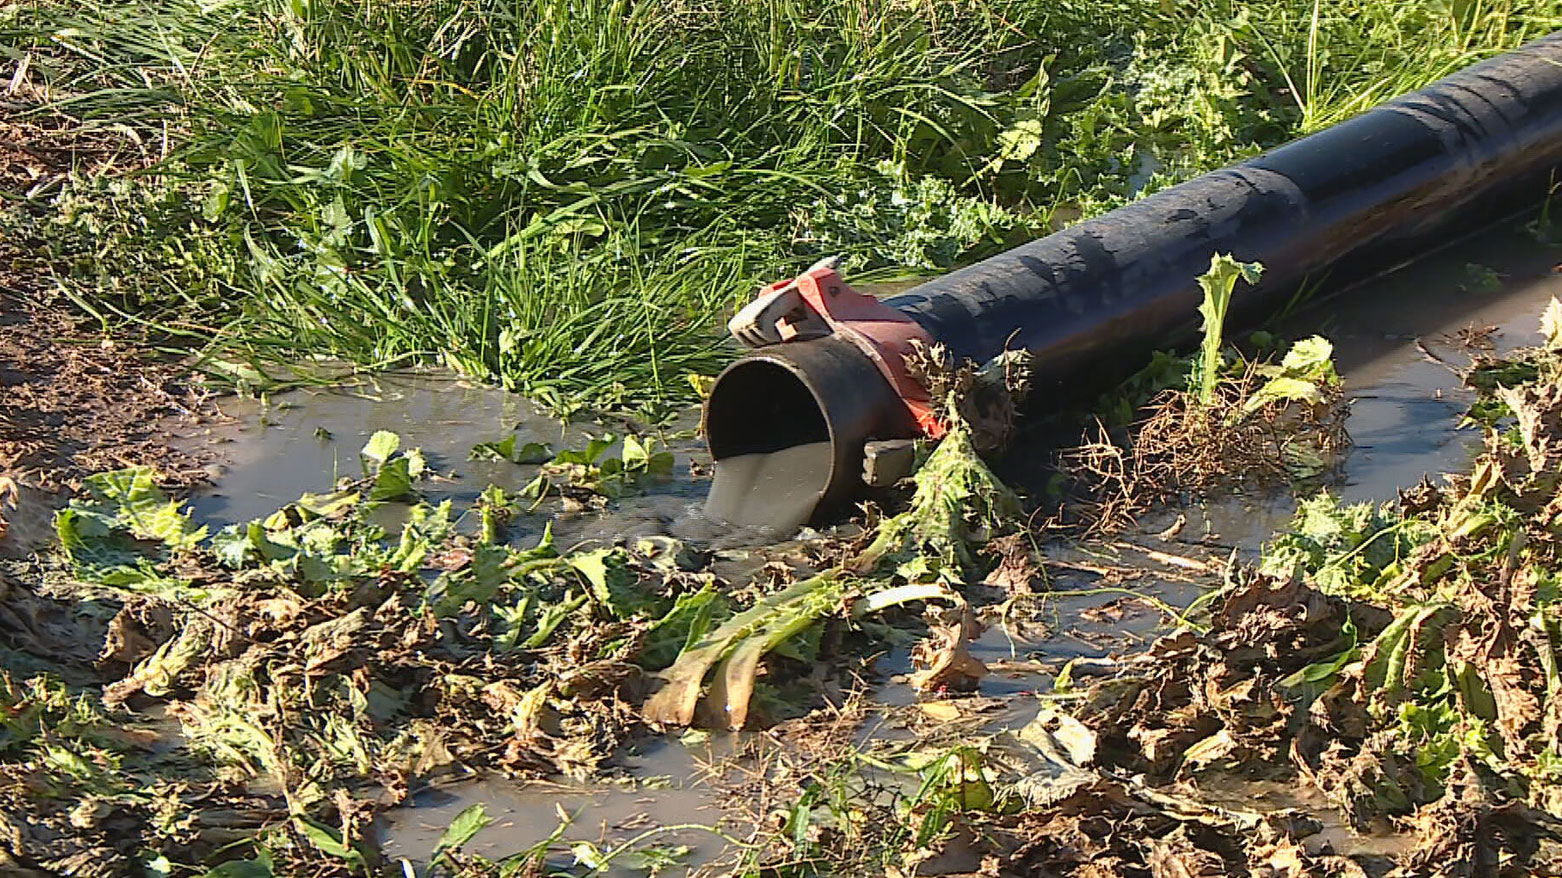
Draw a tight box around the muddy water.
[378,737,733,873]
[183,373,796,552]
[163,219,1562,870]
[703,441,834,531]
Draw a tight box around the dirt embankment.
[0,113,214,542]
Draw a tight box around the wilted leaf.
[1542,297,1562,350]
[433,803,491,858]
[644,574,843,728]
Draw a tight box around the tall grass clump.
[4,0,1562,413]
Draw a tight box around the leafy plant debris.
[11,299,1562,875]
[1025,304,1562,874]
[0,413,1022,873]
[1060,255,1351,533]
[7,0,1562,870]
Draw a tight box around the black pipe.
[704,335,916,526]
[705,32,1562,528]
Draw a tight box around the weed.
[1057,257,1347,533]
[1193,253,1265,406]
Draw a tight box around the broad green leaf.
[470,435,518,461]
[554,434,615,466]
[426,545,510,617]
[368,458,416,501]
[200,855,274,878]
[211,521,297,569]
[643,573,844,728]
[472,436,552,464]
[639,586,726,671]
[996,117,1045,162]
[81,467,206,548]
[293,816,367,872]
[360,431,401,470]
[1278,336,1336,377]
[570,548,663,618]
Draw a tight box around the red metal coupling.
[727,258,945,438]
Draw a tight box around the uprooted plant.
[710,300,1562,878]
[1060,253,1351,533]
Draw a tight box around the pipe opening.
[703,359,835,531]
[706,360,830,459]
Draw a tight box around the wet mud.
[116,220,1562,871]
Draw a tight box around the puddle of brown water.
[377,736,737,874]
[183,372,800,552]
[165,219,1561,869]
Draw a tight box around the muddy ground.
[0,114,214,545]
[10,86,1562,876]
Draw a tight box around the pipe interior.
[705,359,830,460]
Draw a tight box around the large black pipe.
[885,33,1562,389]
[705,32,1562,526]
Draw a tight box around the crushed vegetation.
[0,256,1510,878]
[0,394,1028,875]
[1061,254,1351,533]
[0,327,1051,875]
[687,300,1562,878]
[5,298,1562,878]
[4,1,1562,871]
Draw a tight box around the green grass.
[4,0,1562,415]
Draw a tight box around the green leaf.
[433,803,492,857]
[472,436,553,464]
[425,545,510,617]
[1192,254,1264,406]
[623,434,674,478]
[1278,335,1336,377]
[571,840,609,870]
[293,816,367,873]
[470,435,518,461]
[639,585,726,671]
[570,548,663,618]
[368,457,416,501]
[202,182,230,222]
[211,521,298,569]
[554,434,615,466]
[996,117,1045,163]
[200,855,274,878]
[1243,376,1326,414]
[643,573,845,729]
[81,467,207,548]
[54,502,198,595]
[360,430,401,471]
[521,594,587,649]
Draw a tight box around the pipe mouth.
[702,336,917,529]
[705,359,832,460]
[702,357,837,531]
